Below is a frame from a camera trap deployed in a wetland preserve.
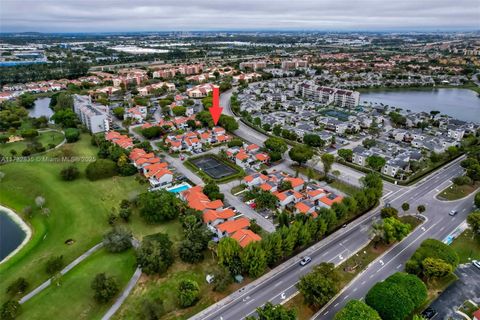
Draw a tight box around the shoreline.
[0,204,32,264]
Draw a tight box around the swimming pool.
[167,183,192,193]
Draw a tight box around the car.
[473,260,480,269]
[449,210,458,216]
[421,307,438,319]
[342,224,347,228]
[299,256,312,266]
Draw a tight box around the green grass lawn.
[18,248,136,320]
[450,229,480,263]
[329,180,360,196]
[437,182,480,201]
[113,255,250,320]
[0,130,64,155]
[0,134,148,304]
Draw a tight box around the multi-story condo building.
[73,95,110,133]
[281,59,308,70]
[239,60,267,71]
[296,81,360,108]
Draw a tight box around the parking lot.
[427,263,480,319]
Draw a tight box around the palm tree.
[369,222,385,249]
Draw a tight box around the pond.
[361,88,480,122]
[0,209,27,262]
[29,97,54,119]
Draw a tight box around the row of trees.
[218,173,383,280]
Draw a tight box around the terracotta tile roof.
[181,186,224,211]
[284,177,305,188]
[231,229,262,248]
[203,209,236,223]
[216,217,250,234]
[255,153,269,161]
[319,194,343,206]
[151,168,172,179]
[295,200,315,214]
[236,152,249,161]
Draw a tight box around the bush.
[405,238,459,277]
[45,255,64,275]
[141,126,164,139]
[136,233,174,275]
[227,139,243,148]
[380,207,398,219]
[118,163,137,176]
[60,165,80,181]
[20,129,38,139]
[137,190,181,223]
[64,128,80,143]
[453,175,473,186]
[335,300,381,320]
[85,159,117,181]
[91,273,119,303]
[6,277,29,296]
[177,279,200,308]
[103,227,133,253]
[0,300,21,320]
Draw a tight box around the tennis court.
[190,155,238,179]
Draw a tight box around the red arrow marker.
[209,86,223,126]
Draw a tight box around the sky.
[1,0,479,33]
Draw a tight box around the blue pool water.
[168,184,191,193]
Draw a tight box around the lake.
[0,210,27,262]
[361,88,480,122]
[29,97,53,119]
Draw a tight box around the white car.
[449,210,458,216]
[299,256,312,266]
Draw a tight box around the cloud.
[1,0,479,32]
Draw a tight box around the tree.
[51,109,78,128]
[278,180,293,192]
[255,190,279,210]
[246,302,296,320]
[366,155,386,171]
[401,202,410,213]
[203,181,224,201]
[381,217,411,244]
[179,215,213,263]
[297,263,339,308]
[417,205,426,215]
[321,153,335,176]
[137,190,181,223]
[18,93,36,108]
[264,137,287,154]
[380,207,398,219]
[0,300,21,320]
[338,149,353,162]
[136,233,174,275]
[241,242,267,278]
[211,267,233,292]
[112,107,125,120]
[406,239,459,277]
[177,279,200,308]
[172,106,187,116]
[466,164,480,181]
[422,257,453,280]
[303,134,325,148]
[218,115,239,132]
[362,138,377,149]
[45,255,64,275]
[60,165,80,181]
[85,159,117,181]
[6,278,29,296]
[141,126,164,139]
[467,210,480,235]
[64,128,80,143]
[289,144,314,166]
[217,237,242,275]
[366,272,426,320]
[91,273,119,303]
[335,300,381,320]
[103,227,133,253]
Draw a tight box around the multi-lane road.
[189,91,474,320]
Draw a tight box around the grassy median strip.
[437,182,480,201]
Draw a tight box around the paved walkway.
[101,267,142,320]
[19,243,103,304]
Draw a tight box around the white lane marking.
[353,287,358,292]
[343,295,349,300]
[334,303,339,307]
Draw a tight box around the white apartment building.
[73,95,110,133]
[296,81,360,108]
